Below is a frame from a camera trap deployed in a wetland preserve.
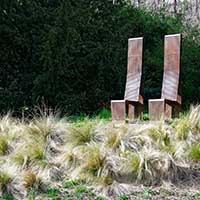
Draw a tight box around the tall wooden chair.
[111,37,144,121]
[149,34,182,120]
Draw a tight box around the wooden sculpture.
[111,37,144,121]
[149,34,182,120]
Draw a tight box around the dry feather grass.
[119,147,181,185]
[68,144,108,182]
[104,125,128,151]
[56,145,79,171]
[96,180,133,198]
[120,152,140,176]
[23,171,37,188]
[67,120,96,146]
[0,134,9,156]
[22,170,47,192]
[0,114,16,133]
[25,117,54,140]
[81,144,106,176]
[189,105,200,134]
[0,106,200,199]
[0,163,20,196]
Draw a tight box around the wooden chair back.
[124,37,143,103]
[161,34,181,103]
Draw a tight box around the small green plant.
[143,113,150,121]
[196,191,200,197]
[119,195,129,200]
[98,108,111,120]
[28,188,36,200]
[96,197,107,200]
[0,194,14,200]
[47,188,60,198]
[74,185,89,198]
[143,188,154,198]
[64,179,80,188]
[188,144,200,161]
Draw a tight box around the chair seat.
[163,94,182,105]
[111,100,125,121]
[125,95,143,104]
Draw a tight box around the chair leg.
[111,100,125,121]
[173,104,181,118]
[128,102,135,121]
[127,102,143,121]
[165,102,173,119]
[136,103,143,120]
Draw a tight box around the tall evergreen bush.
[0,0,199,115]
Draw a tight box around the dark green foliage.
[0,0,199,116]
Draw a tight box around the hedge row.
[0,0,200,116]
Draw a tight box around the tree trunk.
[174,0,177,14]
